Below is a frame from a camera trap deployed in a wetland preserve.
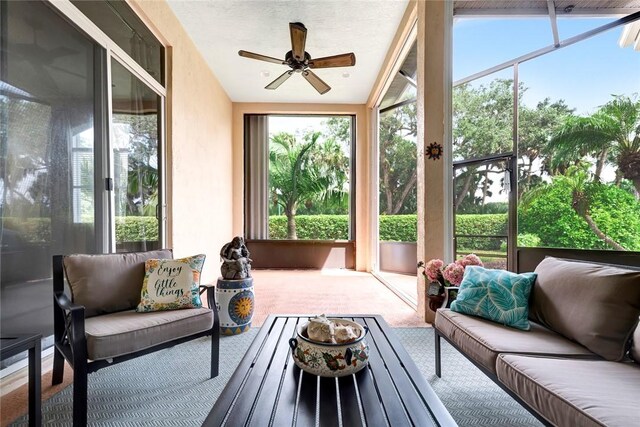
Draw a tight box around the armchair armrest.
[199,283,217,312]
[53,292,86,346]
[54,292,85,314]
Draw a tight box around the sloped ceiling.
[167,0,409,104]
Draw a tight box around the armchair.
[51,251,219,426]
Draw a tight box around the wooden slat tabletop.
[203,315,457,427]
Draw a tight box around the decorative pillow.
[63,249,173,317]
[451,266,537,331]
[136,254,206,312]
[530,257,640,361]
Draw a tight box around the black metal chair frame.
[51,254,220,426]
[434,325,554,426]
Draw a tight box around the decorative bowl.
[288,318,370,377]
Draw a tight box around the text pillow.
[136,254,206,312]
[451,266,537,331]
[530,257,640,361]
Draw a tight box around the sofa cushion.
[64,250,173,317]
[434,309,596,374]
[497,354,640,427]
[137,254,206,312]
[631,320,640,363]
[451,266,537,331]
[530,257,640,361]
[84,307,213,360]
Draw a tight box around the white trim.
[47,0,166,97]
[453,8,637,17]
[372,23,418,109]
[159,96,168,247]
[443,0,454,264]
[106,55,117,253]
[369,107,380,273]
[547,0,561,47]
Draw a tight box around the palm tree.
[547,95,640,195]
[269,132,345,239]
[522,165,626,251]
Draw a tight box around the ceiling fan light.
[260,70,271,77]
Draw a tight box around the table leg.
[28,340,42,427]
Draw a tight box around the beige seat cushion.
[84,308,213,360]
[435,309,596,374]
[64,250,173,317]
[497,354,640,427]
[530,257,640,361]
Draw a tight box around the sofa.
[52,250,220,426]
[433,249,640,427]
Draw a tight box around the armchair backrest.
[55,250,173,317]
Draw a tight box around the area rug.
[10,328,541,426]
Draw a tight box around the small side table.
[1,334,42,427]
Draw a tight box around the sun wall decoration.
[426,142,443,161]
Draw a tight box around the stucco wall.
[130,0,233,283]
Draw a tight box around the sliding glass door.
[1,0,102,338]
[0,0,165,344]
[111,60,161,252]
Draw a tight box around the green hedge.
[2,216,158,243]
[115,216,159,242]
[269,215,349,240]
[379,215,418,241]
[456,214,507,251]
[268,214,508,250]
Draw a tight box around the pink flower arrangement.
[443,262,465,285]
[424,258,444,282]
[419,254,484,287]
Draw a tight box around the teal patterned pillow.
[450,266,537,331]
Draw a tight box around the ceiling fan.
[238,22,356,95]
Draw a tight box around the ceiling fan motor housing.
[285,50,311,71]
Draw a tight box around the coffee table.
[203,315,456,426]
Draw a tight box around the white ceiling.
[167,0,410,103]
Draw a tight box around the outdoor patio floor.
[251,269,426,327]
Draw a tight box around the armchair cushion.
[63,250,173,317]
[84,307,213,360]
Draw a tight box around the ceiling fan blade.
[238,50,285,65]
[289,22,307,61]
[303,70,331,95]
[265,70,293,90]
[309,53,356,69]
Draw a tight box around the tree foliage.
[269,129,349,239]
[547,94,640,195]
[519,171,640,251]
[379,103,418,214]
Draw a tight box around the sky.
[454,17,640,114]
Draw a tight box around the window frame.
[453,10,640,270]
[243,113,357,242]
